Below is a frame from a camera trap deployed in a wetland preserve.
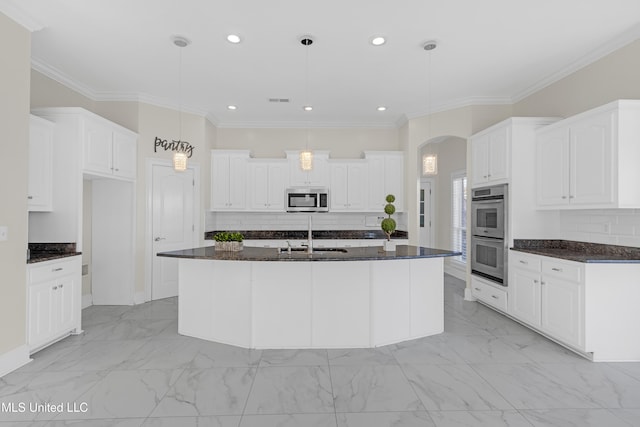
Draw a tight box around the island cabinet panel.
[311,262,370,348]
[252,262,312,348]
[371,260,411,346]
[410,258,444,337]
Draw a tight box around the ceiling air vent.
[268,98,290,103]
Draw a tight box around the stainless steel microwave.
[286,187,329,212]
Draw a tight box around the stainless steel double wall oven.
[470,184,508,285]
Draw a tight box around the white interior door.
[152,165,195,300]
[419,180,433,247]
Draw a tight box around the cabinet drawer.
[510,251,541,271]
[29,257,80,284]
[471,276,508,312]
[542,259,581,282]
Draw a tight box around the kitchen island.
[158,245,459,349]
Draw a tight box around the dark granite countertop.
[204,230,408,241]
[158,245,459,262]
[511,239,640,263]
[27,243,81,264]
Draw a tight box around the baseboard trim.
[81,293,93,309]
[0,345,31,378]
[134,291,146,305]
[464,287,477,302]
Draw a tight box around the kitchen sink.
[278,247,348,254]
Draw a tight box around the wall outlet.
[0,226,7,241]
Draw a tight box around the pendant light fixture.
[172,35,190,172]
[299,35,314,171]
[422,40,438,176]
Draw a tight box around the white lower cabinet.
[27,256,82,353]
[509,251,584,351]
[471,276,508,312]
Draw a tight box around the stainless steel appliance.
[471,184,507,285]
[286,187,329,212]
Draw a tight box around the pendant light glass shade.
[173,151,188,172]
[299,150,313,171]
[422,154,437,175]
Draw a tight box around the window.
[451,173,467,262]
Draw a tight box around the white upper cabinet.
[329,161,368,211]
[471,125,509,187]
[83,117,137,180]
[365,151,404,212]
[28,115,54,212]
[211,150,250,211]
[286,151,329,187]
[248,160,289,211]
[536,100,640,209]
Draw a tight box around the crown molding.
[214,120,399,129]
[405,96,513,121]
[32,57,98,99]
[512,22,640,103]
[0,0,43,31]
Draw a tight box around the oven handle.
[471,198,504,204]
[472,235,505,245]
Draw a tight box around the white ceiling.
[4,0,640,128]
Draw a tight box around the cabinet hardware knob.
[114,168,119,172]
[491,295,499,299]
[474,287,481,291]
[562,196,567,199]
[534,280,539,284]
[551,267,563,272]
[53,286,58,290]
[569,195,574,199]
[52,267,63,272]
[28,196,33,200]
[541,281,546,285]
[59,284,63,288]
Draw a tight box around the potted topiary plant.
[213,231,244,251]
[381,194,397,252]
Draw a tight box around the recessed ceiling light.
[423,40,438,51]
[370,36,386,46]
[227,105,237,110]
[226,34,241,44]
[303,105,313,111]
[377,106,387,111]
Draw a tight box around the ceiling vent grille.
[268,98,290,103]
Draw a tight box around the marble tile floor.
[2,275,640,426]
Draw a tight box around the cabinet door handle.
[491,295,499,299]
[52,267,63,272]
[154,237,166,242]
[569,195,574,199]
[519,260,528,264]
[541,281,546,285]
[114,168,119,172]
[474,287,481,291]
[562,196,567,199]
[59,284,63,289]
[551,267,563,272]
[534,280,539,284]
[52,286,58,290]
[28,196,33,200]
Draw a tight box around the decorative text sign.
[154,136,194,158]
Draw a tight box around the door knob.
[154,237,166,242]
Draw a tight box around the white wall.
[0,12,30,360]
[419,137,467,250]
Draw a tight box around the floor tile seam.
[238,362,260,421]
[393,358,430,413]
[462,362,519,411]
[605,407,640,427]
[325,352,339,426]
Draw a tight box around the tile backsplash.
[207,211,407,232]
[559,209,640,247]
